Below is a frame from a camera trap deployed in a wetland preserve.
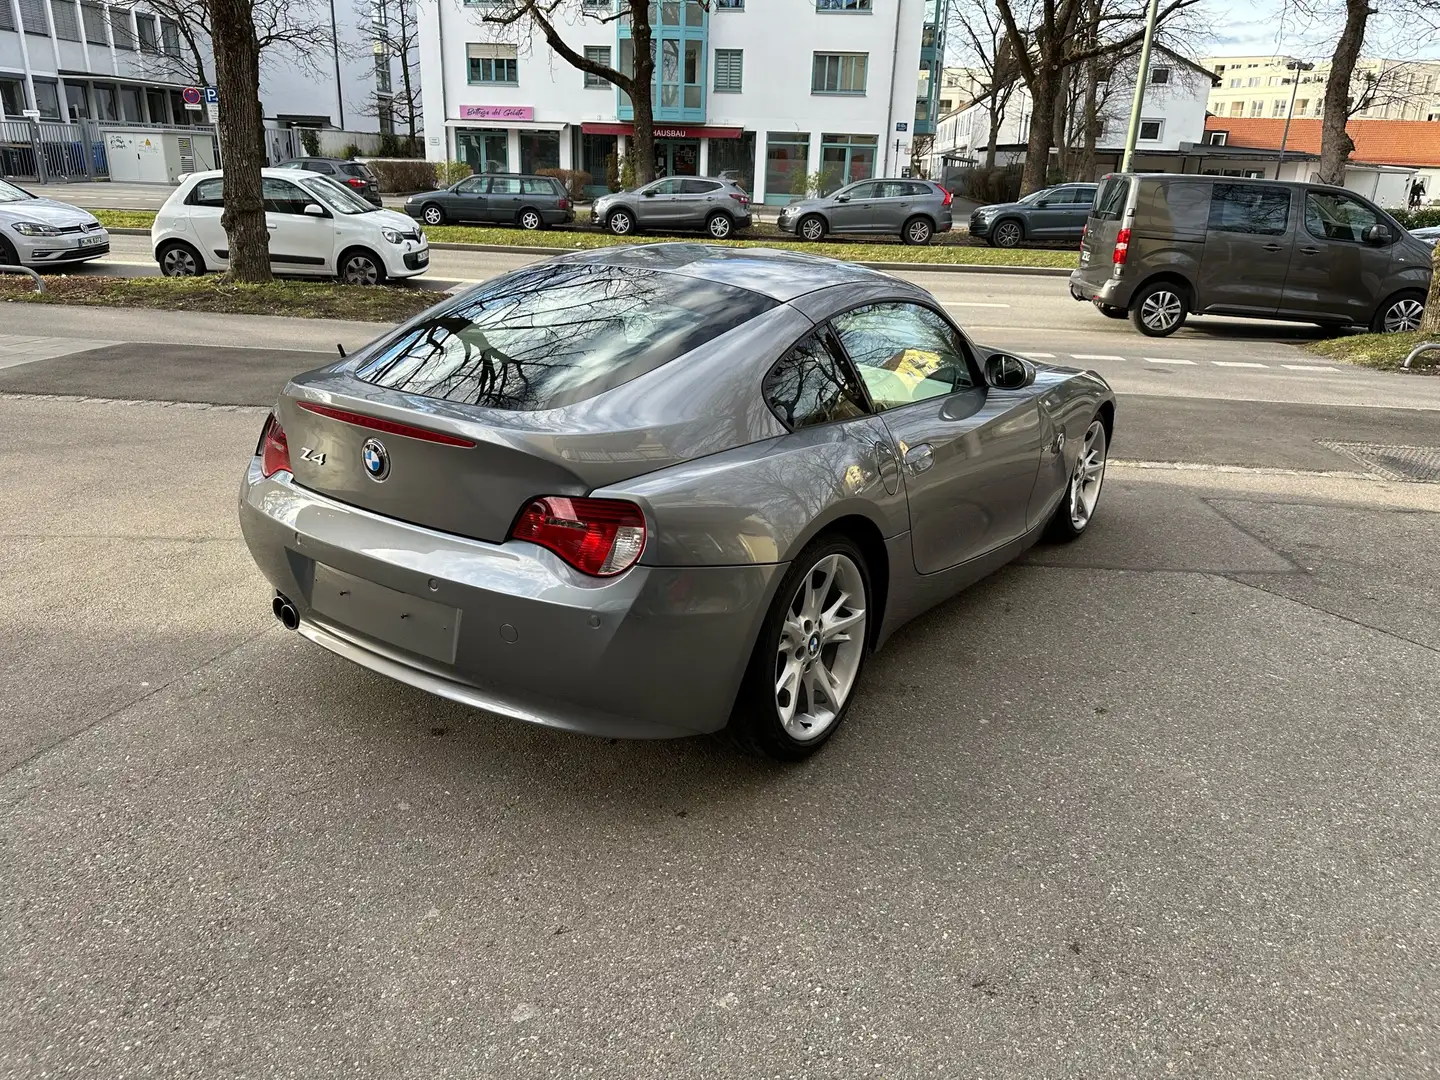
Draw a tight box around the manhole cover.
[1320,442,1440,483]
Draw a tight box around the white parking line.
[1144,357,1196,365]
[1070,353,1125,361]
[1282,363,1341,371]
[1212,361,1269,368]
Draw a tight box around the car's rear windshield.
[354,262,778,411]
[338,163,371,179]
[1092,177,1130,220]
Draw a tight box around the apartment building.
[416,0,940,204]
[1202,54,1440,124]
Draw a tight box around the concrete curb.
[105,228,1074,277]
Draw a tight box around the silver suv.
[777,179,954,245]
[592,176,753,239]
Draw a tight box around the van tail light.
[558,196,571,210]
[258,412,291,477]
[510,497,647,577]
[938,185,953,207]
[1112,227,1131,264]
[1082,223,1088,240]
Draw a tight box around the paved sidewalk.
[0,333,119,369]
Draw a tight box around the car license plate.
[310,563,460,663]
[1079,248,1091,265]
[78,234,105,248]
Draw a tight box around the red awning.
[580,123,744,139]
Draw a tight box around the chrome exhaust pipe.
[272,593,300,631]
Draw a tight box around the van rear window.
[1092,177,1129,221]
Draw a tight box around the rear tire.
[798,214,826,242]
[1045,417,1109,543]
[158,240,204,277]
[992,219,1023,248]
[1130,280,1188,337]
[728,534,871,762]
[518,207,543,231]
[1371,290,1426,333]
[338,247,386,286]
[902,216,934,245]
[706,212,733,239]
[421,203,446,226]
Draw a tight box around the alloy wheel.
[609,211,632,235]
[800,217,824,241]
[995,221,1021,247]
[708,214,731,238]
[906,219,932,244]
[772,553,867,742]
[423,205,444,226]
[1140,289,1184,333]
[162,246,198,277]
[1069,420,1108,531]
[520,210,542,230]
[342,254,380,286]
[1383,298,1424,333]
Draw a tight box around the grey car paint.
[591,177,752,236]
[969,184,1096,245]
[0,178,111,266]
[404,174,572,228]
[776,179,954,241]
[240,244,1113,739]
[1071,173,1432,331]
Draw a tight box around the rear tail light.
[731,193,750,206]
[510,496,647,577]
[938,185,953,207]
[258,413,291,477]
[1112,227,1131,265]
[346,177,366,189]
[558,196,571,210]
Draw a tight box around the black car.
[403,173,574,230]
[275,158,383,207]
[969,183,1098,248]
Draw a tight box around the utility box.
[104,128,219,183]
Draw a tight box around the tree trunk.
[1318,0,1369,186]
[1420,241,1440,335]
[983,97,1002,170]
[1021,69,1056,195]
[1079,58,1099,182]
[206,0,270,282]
[630,14,656,184]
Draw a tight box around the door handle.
[904,443,935,474]
[1299,246,1321,255]
[874,440,897,459]
[1262,243,1283,252]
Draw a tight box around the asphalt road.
[3,278,1440,1077]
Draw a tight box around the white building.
[417,0,935,204]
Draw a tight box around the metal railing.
[0,266,46,292]
[1401,341,1440,373]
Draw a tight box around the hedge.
[1387,206,1440,230]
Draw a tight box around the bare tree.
[478,0,657,184]
[993,0,1201,194]
[948,0,1021,170]
[354,0,422,141]
[1316,0,1370,184]
[205,0,270,281]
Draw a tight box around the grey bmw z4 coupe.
[241,244,1115,760]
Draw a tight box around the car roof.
[555,242,909,302]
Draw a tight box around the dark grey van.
[1069,173,1432,337]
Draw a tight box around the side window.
[1072,187,1097,206]
[1305,191,1381,243]
[521,177,553,195]
[832,302,974,411]
[682,179,722,194]
[875,181,910,199]
[1208,183,1290,235]
[762,331,869,430]
[647,179,683,195]
[489,176,522,194]
[455,176,487,194]
[302,161,332,173]
[191,178,224,207]
[844,182,878,200]
[906,181,933,197]
[262,177,313,215]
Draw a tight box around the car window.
[874,182,911,199]
[299,175,375,215]
[338,163,368,179]
[455,176,487,194]
[275,161,303,170]
[832,302,974,411]
[906,182,933,197]
[354,262,779,411]
[682,179,722,194]
[489,176,523,194]
[843,182,879,200]
[263,177,316,215]
[191,177,225,208]
[1071,187,1097,206]
[1208,183,1290,235]
[1305,191,1381,243]
[302,161,333,173]
[762,331,869,430]
[646,179,684,195]
[521,177,555,195]
[1092,176,1129,220]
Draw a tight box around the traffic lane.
[4,419,1440,1076]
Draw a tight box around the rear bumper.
[546,209,576,225]
[1069,267,1131,309]
[239,465,782,739]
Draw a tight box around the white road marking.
[1070,353,1125,361]
[1144,357,1196,365]
[1212,361,1269,368]
[945,301,1011,308]
[1022,352,1057,358]
[1282,363,1340,371]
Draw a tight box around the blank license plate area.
[310,563,460,664]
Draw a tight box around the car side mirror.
[1365,223,1391,245]
[985,353,1036,390]
[303,203,326,216]
[836,194,851,202]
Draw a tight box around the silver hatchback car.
[241,245,1114,760]
[591,176,753,238]
[777,179,955,245]
[0,177,110,267]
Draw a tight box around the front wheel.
[518,208,543,231]
[903,216,934,246]
[706,212,733,239]
[1372,291,1425,333]
[1131,280,1188,337]
[1045,417,1109,542]
[992,219,1023,248]
[339,249,386,286]
[728,536,871,761]
[798,215,826,242]
[607,209,634,236]
[421,204,446,226]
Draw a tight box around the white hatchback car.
[152,168,429,284]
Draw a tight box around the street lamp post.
[1120,0,1161,172]
[1276,59,1315,179]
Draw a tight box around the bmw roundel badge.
[361,438,390,482]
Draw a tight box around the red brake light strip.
[296,401,477,447]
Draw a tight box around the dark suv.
[1070,172,1432,337]
[404,173,574,230]
[275,158,382,207]
[969,184,1097,248]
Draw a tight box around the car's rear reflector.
[296,401,477,448]
[259,412,291,477]
[510,496,646,577]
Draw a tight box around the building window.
[817,0,870,8]
[136,12,159,52]
[820,132,877,189]
[1229,101,1243,116]
[765,131,810,202]
[1207,130,1228,145]
[109,7,134,48]
[52,0,81,40]
[519,130,560,173]
[1229,78,1241,88]
[17,0,49,35]
[161,17,181,56]
[80,2,106,44]
[584,45,611,87]
[576,131,617,190]
[1150,66,1170,85]
[1138,119,1163,141]
[714,0,743,7]
[33,80,62,119]
[0,2,12,31]
[121,86,143,122]
[1271,98,1287,116]
[713,48,742,92]
[93,83,119,121]
[812,52,867,95]
[1247,76,1260,87]
[1250,100,1264,117]
[582,0,610,9]
[1296,98,1309,113]
[467,43,519,84]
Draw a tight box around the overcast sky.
[1205,0,1440,61]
